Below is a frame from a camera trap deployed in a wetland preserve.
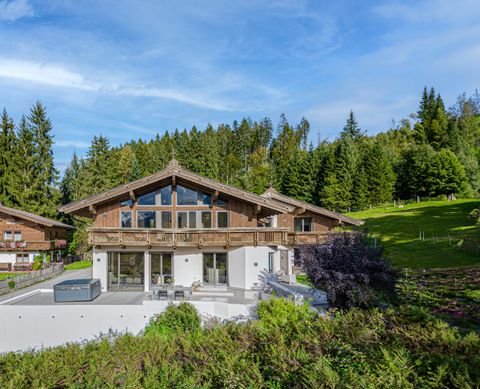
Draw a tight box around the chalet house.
[59,159,362,292]
[0,204,73,270]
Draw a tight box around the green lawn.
[0,272,26,281]
[64,261,92,270]
[347,199,480,269]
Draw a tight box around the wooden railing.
[88,228,330,248]
[0,240,62,251]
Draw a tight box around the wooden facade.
[0,208,71,252]
[59,159,361,248]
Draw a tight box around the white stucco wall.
[173,250,203,287]
[0,253,17,264]
[244,246,274,288]
[228,247,246,289]
[92,250,108,291]
[0,252,37,265]
[0,291,253,353]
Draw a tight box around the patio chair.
[174,290,185,300]
[157,289,168,300]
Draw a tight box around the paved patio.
[3,286,259,306]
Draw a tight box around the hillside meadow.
[347,199,480,269]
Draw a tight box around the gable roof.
[58,159,294,218]
[261,187,364,227]
[0,204,74,229]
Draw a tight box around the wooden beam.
[129,190,136,203]
[89,204,97,215]
[172,174,176,187]
[293,207,306,216]
[254,204,262,215]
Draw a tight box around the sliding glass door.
[203,253,227,285]
[151,253,172,287]
[108,252,144,291]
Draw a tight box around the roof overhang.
[0,205,74,229]
[261,188,364,227]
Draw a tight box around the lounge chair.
[157,289,168,300]
[174,290,185,300]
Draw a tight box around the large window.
[137,191,156,206]
[294,217,313,232]
[217,211,228,228]
[201,211,212,228]
[160,185,172,205]
[108,252,144,291]
[120,199,133,207]
[161,211,172,228]
[121,211,132,228]
[176,184,212,206]
[176,185,198,205]
[138,211,156,228]
[177,211,212,228]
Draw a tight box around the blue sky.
[1,0,480,172]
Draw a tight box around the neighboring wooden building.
[59,159,362,291]
[0,204,73,270]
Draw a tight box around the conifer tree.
[340,110,362,140]
[26,102,60,217]
[8,116,37,212]
[79,135,114,197]
[0,109,16,205]
[60,152,82,204]
[364,141,396,205]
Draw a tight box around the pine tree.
[364,141,396,205]
[426,149,467,197]
[25,102,60,217]
[79,135,114,197]
[283,150,314,202]
[297,117,310,150]
[114,145,142,185]
[8,116,37,211]
[60,152,82,204]
[340,111,362,140]
[271,114,300,189]
[242,147,274,194]
[0,109,16,205]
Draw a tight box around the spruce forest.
[0,88,479,254]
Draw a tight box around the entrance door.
[151,253,172,286]
[203,253,227,285]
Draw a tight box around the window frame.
[294,217,313,232]
[137,190,157,206]
[216,211,229,228]
[137,210,157,228]
[16,253,29,263]
[13,231,22,241]
[3,230,12,240]
[120,210,133,228]
[160,211,172,229]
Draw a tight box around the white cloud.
[55,140,90,148]
[0,0,33,22]
[0,58,242,111]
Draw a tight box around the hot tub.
[54,279,101,302]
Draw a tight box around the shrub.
[469,208,480,224]
[295,232,397,308]
[145,302,201,335]
[7,279,15,289]
[32,255,44,271]
[0,299,479,387]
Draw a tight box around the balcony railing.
[0,240,66,251]
[88,228,329,248]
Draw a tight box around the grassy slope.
[64,261,92,270]
[0,272,26,281]
[347,199,480,269]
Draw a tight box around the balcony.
[0,240,66,251]
[88,228,329,248]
